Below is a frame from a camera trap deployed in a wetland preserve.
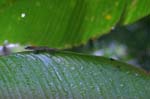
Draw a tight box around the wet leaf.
[0,51,149,98]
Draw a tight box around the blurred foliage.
[70,15,150,71]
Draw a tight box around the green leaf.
[0,51,149,98]
[123,0,150,24]
[0,0,150,48]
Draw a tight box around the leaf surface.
[0,51,149,98]
[0,0,149,48]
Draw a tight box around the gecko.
[25,46,59,53]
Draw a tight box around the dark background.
[70,15,150,71]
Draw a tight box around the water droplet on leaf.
[120,84,124,87]
[21,13,26,18]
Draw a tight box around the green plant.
[0,0,150,98]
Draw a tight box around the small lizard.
[25,46,59,53]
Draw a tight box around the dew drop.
[120,84,124,87]
[80,66,83,70]
[71,67,75,70]
[21,13,26,18]
[79,82,82,85]
[52,57,61,63]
